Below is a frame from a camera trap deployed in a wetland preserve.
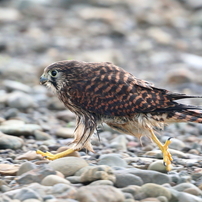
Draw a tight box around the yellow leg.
[36,148,75,160]
[149,128,173,171]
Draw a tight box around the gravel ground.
[0,0,202,202]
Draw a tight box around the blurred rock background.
[0,1,202,201]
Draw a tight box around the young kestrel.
[37,60,202,171]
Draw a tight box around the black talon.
[168,137,173,141]
[163,162,166,166]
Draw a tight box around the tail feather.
[172,109,202,123]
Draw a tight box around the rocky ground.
[0,0,202,202]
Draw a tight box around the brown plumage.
[37,60,202,171]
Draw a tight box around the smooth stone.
[157,196,168,202]
[16,151,43,161]
[89,180,114,186]
[14,188,42,201]
[1,120,25,126]
[0,164,20,176]
[124,168,171,184]
[66,176,81,184]
[80,165,116,184]
[98,154,128,167]
[139,183,171,200]
[110,135,128,151]
[41,175,70,186]
[0,8,21,22]
[33,130,52,140]
[23,200,41,202]
[140,198,161,202]
[17,161,37,176]
[114,173,143,188]
[121,185,141,197]
[0,132,24,149]
[148,160,167,173]
[75,185,125,202]
[55,127,74,138]
[56,110,76,122]
[161,137,186,150]
[178,192,202,202]
[15,166,56,184]
[0,124,42,136]
[173,183,202,194]
[3,80,32,93]
[7,92,36,109]
[49,157,88,177]
[51,183,76,198]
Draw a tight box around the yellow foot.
[149,128,173,171]
[36,148,75,160]
[159,138,173,171]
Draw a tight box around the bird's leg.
[149,128,173,171]
[36,148,75,160]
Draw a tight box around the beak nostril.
[40,76,48,84]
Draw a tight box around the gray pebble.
[14,188,42,201]
[41,175,71,186]
[114,173,143,188]
[89,180,114,186]
[0,132,24,149]
[49,157,88,177]
[17,161,37,176]
[75,185,125,202]
[98,154,128,167]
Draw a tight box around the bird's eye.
[50,70,58,77]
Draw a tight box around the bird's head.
[40,60,82,91]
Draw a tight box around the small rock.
[51,183,76,198]
[140,198,160,202]
[14,188,42,201]
[3,80,32,93]
[16,151,43,161]
[15,165,56,184]
[41,175,70,186]
[0,124,42,136]
[49,157,88,177]
[0,132,24,149]
[23,199,41,202]
[55,127,74,138]
[173,183,202,195]
[121,185,141,197]
[139,183,171,200]
[56,110,76,122]
[75,185,125,202]
[33,130,52,140]
[89,180,114,186]
[0,164,20,176]
[80,165,116,184]
[126,168,171,185]
[7,92,36,109]
[177,192,202,202]
[0,8,22,22]
[110,135,128,151]
[148,160,167,173]
[66,176,81,184]
[17,161,37,176]
[98,154,128,167]
[114,173,143,188]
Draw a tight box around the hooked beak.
[40,75,48,85]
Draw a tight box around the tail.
[171,109,202,123]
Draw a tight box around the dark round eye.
[50,70,58,77]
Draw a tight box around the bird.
[37,60,202,171]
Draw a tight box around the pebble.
[114,173,143,188]
[89,179,114,186]
[16,151,43,161]
[0,124,42,136]
[75,185,125,202]
[139,183,171,200]
[98,154,128,167]
[54,127,74,138]
[148,160,167,173]
[80,165,116,184]
[17,161,37,176]
[126,168,171,185]
[7,92,36,109]
[15,165,57,184]
[0,132,24,149]
[33,130,52,140]
[14,188,42,201]
[110,135,128,151]
[49,157,88,177]
[0,164,20,176]
[41,175,71,186]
